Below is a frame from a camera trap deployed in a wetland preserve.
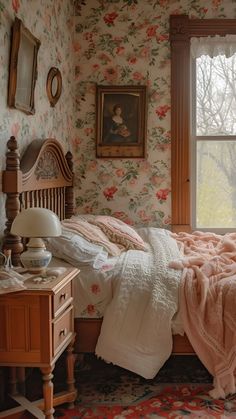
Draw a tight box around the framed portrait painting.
[96,85,147,158]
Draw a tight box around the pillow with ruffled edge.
[61,219,122,257]
[87,215,148,251]
[45,228,110,269]
[71,214,96,223]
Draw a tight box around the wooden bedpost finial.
[65,151,74,219]
[65,151,73,172]
[6,136,20,171]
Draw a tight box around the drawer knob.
[59,328,67,337]
[60,292,68,300]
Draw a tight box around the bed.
[3,136,236,398]
[2,136,193,355]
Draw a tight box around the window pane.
[196,141,236,228]
[196,55,236,135]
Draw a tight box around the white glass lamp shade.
[11,208,62,273]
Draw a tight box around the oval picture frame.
[46,67,62,107]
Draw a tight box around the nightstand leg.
[17,367,26,395]
[41,365,55,419]
[66,337,77,408]
[9,367,18,396]
[8,367,26,397]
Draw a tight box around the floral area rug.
[54,355,236,418]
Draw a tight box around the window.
[170,14,236,232]
[192,52,236,231]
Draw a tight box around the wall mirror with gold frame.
[46,67,62,107]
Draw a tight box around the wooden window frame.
[170,14,236,232]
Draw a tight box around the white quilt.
[95,227,182,379]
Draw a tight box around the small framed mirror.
[46,67,62,107]
[8,17,41,115]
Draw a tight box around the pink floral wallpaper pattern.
[73,0,236,227]
[0,0,235,242]
[0,0,75,241]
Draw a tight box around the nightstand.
[0,266,79,419]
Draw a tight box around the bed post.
[65,151,74,219]
[2,136,23,266]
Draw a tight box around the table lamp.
[11,207,62,273]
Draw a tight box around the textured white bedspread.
[95,227,182,379]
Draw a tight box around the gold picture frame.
[96,85,147,158]
[8,17,41,115]
[46,67,62,107]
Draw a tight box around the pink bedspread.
[170,231,236,398]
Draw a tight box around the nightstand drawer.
[53,305,73,355]
[53,282,73,318]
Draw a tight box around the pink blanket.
[170,231,236,398]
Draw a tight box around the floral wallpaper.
[0,0,75,243]
[73,0,236,228]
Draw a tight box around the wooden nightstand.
[0,266,79,419]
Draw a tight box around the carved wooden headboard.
[2,136,74,265]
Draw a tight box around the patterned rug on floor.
[54,354,236,418]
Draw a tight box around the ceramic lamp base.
[20,238,52,274]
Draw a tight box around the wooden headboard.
[2,136,74,266]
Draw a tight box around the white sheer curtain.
[191,34,236,230]
[191,35,236,58]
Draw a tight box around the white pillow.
[45,229,109,269]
